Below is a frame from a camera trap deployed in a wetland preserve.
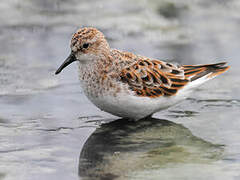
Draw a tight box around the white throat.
[77,53,98,64]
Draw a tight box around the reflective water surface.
[0,0,240,179]
[79,118,224,180]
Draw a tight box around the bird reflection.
[79,117,223,180]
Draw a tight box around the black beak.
[55,52,76,75]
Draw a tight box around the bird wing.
[119,58,189,98]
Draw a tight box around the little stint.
[55,27,230,120]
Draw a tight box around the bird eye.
[82,43,89,49]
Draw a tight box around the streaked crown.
[70,27,110,55]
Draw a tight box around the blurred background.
[0,0,239,180]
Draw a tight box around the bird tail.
[181,62,230,89]
[182,62,230,81]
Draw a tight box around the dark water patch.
[0,148,26,154]
[79,117,224,179]
[204,104,233,108]
[0,94,32,105]
[0,173,6,180]
[223,158,240,162]
[157,2,188,19]
[78,115,108,126]
[39,126,75,132]
[0,123,21,128]
[38,125,96,132]
[0,117,8,124]
[196,99,240,103]
[168,110,199,118]
[186,98,240,109]
[78,115,103,121]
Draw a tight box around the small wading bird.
[55,27,229,120]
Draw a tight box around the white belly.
[87,90,188,120]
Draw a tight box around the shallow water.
[0,0,240,179]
